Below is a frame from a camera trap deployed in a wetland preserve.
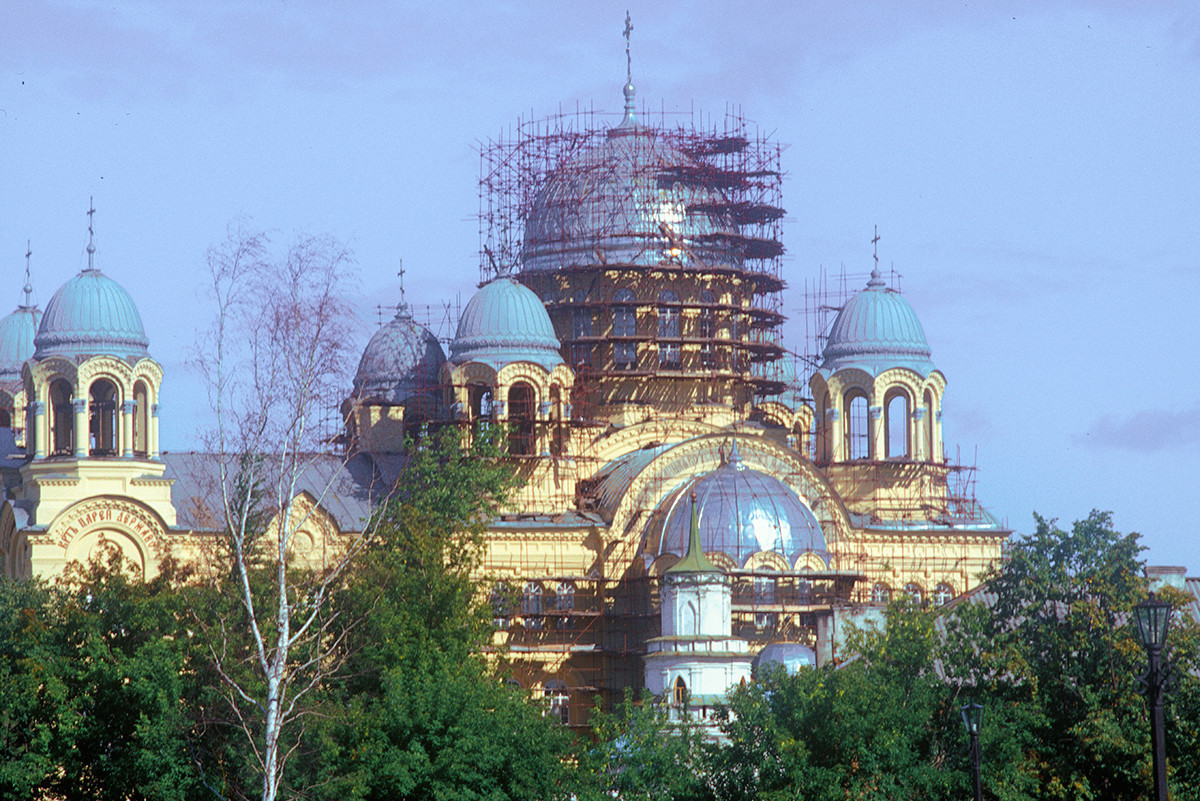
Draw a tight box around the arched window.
[522,582,543,629]
[490,581,512,629]
[871,583,891,604]
[797,577,813,605]
[698,289,717,369]
[571,290,592,368]
[923,388,936,461]
[932,582,954,606]
[904,582,924,605]
[0,394,11,429]
[554,581,575,629]
[507,382,535,456]
[845,390,870,459]
[681,600,698,636]
[544,679,569,725]
[132,381,150,457]
[612,288,637,369]
[49,379,74,456]
[88,379,119,456]
[657,289,681,369]
[673,676,688,707]
[885,390,910,459]
[470,386,494,422]
[753,569,776,606]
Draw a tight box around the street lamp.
[1134,592,1173,801]
[960,701,983,801]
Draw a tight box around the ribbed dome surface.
[648,444,827,568]
[0,305,42,381]
[755,642,816,675]
[818,272,935,378]
[522,125,730,272]
[34,269,149,361]
[354,306,446,407]
[450,276,563,370]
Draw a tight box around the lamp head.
[1134,592,1172,651]
[960,701,983,735]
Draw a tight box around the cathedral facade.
[0,77,1008,728]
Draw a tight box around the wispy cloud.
[1075,406,1200,451]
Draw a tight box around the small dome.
[354,305,446,408]
[34,268,149,361]
[648,443,828,568]
[818,271,935,378]
[449,276,563,370]
[755,642,816,675]
[0,305,42,381]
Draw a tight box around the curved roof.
[521,121,732,273]
[34,268,150,361]
[0,305,42,381]
[449,276,563,371]
[354,304,445,407]
[818,271,936,378]
[755,642,816,675]
[647,442,828,568]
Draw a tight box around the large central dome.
[521,121,732,273]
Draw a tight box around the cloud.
[1075,406,1200,451]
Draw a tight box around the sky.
[2,1,1198,569]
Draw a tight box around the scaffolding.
[478,107,788,419]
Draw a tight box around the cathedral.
[0,65,1008,727]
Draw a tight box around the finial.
[85,197,98,272]
[395,259,412,319]
[728,437,745,470]
[868,225,885,288]
[617,11,637,128]
[22,240,33,308]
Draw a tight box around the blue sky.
[3,1,1198,569]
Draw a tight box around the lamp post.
[1134,592,1172,801]
[960,701,983,801]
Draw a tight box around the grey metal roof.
[161,451,405,532]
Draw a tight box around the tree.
[192,224,372,801]
[940,510,1200,800]
[293,426,579,800]
[0,556,206,800]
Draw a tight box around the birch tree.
[192,225,370,801]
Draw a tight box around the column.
[72,397,88,458]
[911,406,927,461]
[31,401,46,459]
[121,400,135,458]
[149,403,160,459]
[869,404,884,460]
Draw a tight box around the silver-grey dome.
[354,304,445,410]
[755,642,816,675]
[647,443,828,568]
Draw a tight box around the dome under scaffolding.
[478,103,788,416]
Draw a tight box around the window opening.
[49,379,74,456]
[871,583,891,604]
[885,390,910,458]
[657,289,681,369]
[544,679,569,724]
[507,382,535,456]
[904,582,924,605]
[932,582,954,606]
[846,391,870,459]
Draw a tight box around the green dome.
[449,276,563,370]
[817,271,936,378]
[0,305,41,381]
[34,268,150,361]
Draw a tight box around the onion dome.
[755,642,816,675]
[34,267,149,361]
[449,276,563,370]
[521,102,731,274]
[817,270,936,378]
[354,303,446,406]
[649,442,828,568]
[0,305,41,381]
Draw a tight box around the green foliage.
[580,689,711,801]
[293,425,576,800]
[0,556,205,800]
